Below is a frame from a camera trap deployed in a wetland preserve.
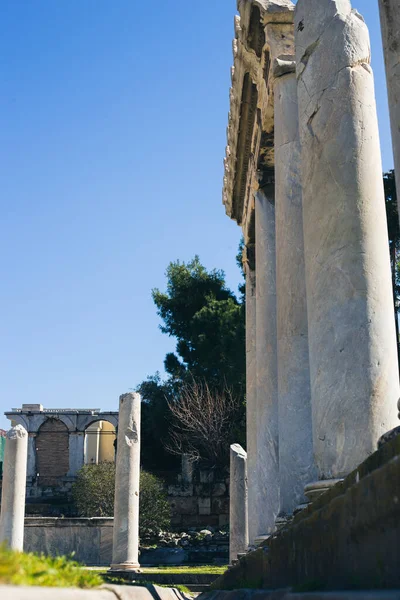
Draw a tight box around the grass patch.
[89,565,227,576]
[141,565,227,575]
[0,546,102,588]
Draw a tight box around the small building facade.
[5,404,118,500]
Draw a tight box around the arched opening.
[84,420,116,465]
[36,418,69,486]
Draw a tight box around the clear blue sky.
[0,0,393,429]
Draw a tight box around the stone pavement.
[0,584,191,600]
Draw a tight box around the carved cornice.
[223,0,295,226]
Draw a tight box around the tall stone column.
[0,425,28,550]
[68,432,84,477]
[255,187,279,538]
[274,62,316,516]
[229,444,248,563]
[244,258,257,545]
[111,393,141,571]
[295,0,400,486]
[379,0,400,213]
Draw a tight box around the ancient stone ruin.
[220,0,400,591]
[224,0,399,547]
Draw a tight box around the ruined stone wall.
[168,468,229,530]
[23,517,229,566]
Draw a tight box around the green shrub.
[72,462,115,518]
[139,471,171,535]
[72,463,171,536]
[0,545,102,588]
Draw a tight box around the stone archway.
[36,418,69,486]
[84,420,116,465]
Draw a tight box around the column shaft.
[229,444,248,563]
[295,0,399,481]
[255,187,279,536]
[274,69,316,514]
[244,261,257,545]
[111,393,141,570]
[0,426,28,551]
[379,0,400,213]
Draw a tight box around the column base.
[254,534,271,547]
[378,426,400,449]
[275,514,292,530]
[293,503,309,516]
[304,479,343,503]
[109,562,141,572]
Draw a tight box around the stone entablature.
[223,0,294,237]
[6,405,118,434]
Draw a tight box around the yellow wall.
[99,421,116,463]
[85,421,116,464]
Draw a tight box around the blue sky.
[0,0,393,429]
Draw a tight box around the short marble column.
[229,444,248,563]
[0,425,28,550]
[68,432,85,477]
[244,259,257,545]
[255,186,279,538]
[111,393,141,571]
[274,62,316,516]
[295,0,400,486]
[379,0,400,214]
[181,454,193,484]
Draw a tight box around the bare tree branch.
[166,378,241,467]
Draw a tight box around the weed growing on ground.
[0,546,102,588]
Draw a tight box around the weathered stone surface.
[212,433,400,591]
[295,0,399,480]
[244,262,257,546]
[229,444,248,564]
[379,0,400,215]
[0,425,28,550]
[274,65,315,516]
[111,393,141,571]
[24,517,113,566]
[0,587,115,600]
[255,187,279,538]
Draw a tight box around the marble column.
[111,393,141,571]
[379,0,400,213]
[68,432,85,477]
[295,0,400,485]
[274,61,316,516]
[229,444,248,563]
[255,186,279,538]
[0,425,28,550]
[244,258,257,545]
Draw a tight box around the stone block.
[200,471,214,484]
[198,497,211,515]
[219,514,229,528]
[212,497,229,515]
[212,483,227,497]
[168,496,198,516]
[167,484,193,498]
[182,515,219,528]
